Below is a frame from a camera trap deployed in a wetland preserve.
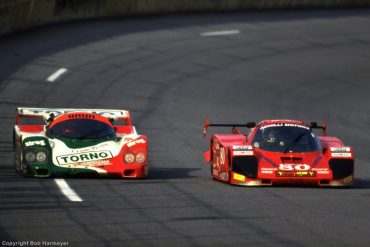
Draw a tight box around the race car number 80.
[279,164,311,171]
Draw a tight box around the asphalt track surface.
[0,9,370,247]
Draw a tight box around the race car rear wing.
[310,121,327,136]
[203,119,256,137]
[16,107,131,126]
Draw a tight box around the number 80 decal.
[279,164,311,171]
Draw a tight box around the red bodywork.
[204,119,354,187]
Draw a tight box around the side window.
[111,118,127,126]
[19,116,46,125]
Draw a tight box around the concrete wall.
[1,0,370,35]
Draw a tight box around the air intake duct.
[329,159,354,179]
[232,156,258,178]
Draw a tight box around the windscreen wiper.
[284,132,307,153]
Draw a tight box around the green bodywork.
[21,136,109,177]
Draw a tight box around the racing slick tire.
[13,135,21,173]
[20,162,29,177]
[210,163,216,180]
[228,166,232,184]
[14,152,20,173]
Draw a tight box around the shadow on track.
[0,162,200,180]
[354,178,370,189]
[149,167,200,179]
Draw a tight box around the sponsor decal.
[276,171,316,177]
[220,147,226,165]
[232,145,252,151]
[233,151,254,156]
[233,173,245,181]
[71,144,109,154]
[123,137,134,142]
[260,123,309,130]
[57,150,113,165]
[260,123,283,130]
[212,169,219,176]
[312,168,330,174]
[212,162,220,172]
[261,167,277,174]
[19,108,128,117]
[25,140,46,147]
[330,147,352,157]
[262,167,278,171]
[80,160,112,167]
[331,153,352,158]
[127,139,146,147]
[284,124,309,129]
[330,147,350,152]
[232,145,253,156]
[261,170,273,174]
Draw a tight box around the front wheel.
[20,162,28,177]
[13,138,21,173]
[210,163,216,180]
[228,166,232,184]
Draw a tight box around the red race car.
[203,119,354,187]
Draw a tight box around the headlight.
[136,153,146,164]
[36,151,47,162]
[25,151,36,163]
[124,153,135,164]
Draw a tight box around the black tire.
[210,163,216,180]
[13,135,21,173]
[20,162,28,177]
[228,166,232,184]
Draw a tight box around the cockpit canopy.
[48,118,115,139]
[252,124,321,153]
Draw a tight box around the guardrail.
[1,0,370,36]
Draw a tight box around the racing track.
[1,9,370,247]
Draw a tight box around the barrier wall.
[1,0,370,35]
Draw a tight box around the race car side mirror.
[47,113,55,123]
[310,122,318,128]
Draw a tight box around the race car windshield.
[251,126,321,153]
[49,119,115,139]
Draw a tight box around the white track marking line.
[200,30,240,37]
[54,179,83,202]
[47,68,68,82]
